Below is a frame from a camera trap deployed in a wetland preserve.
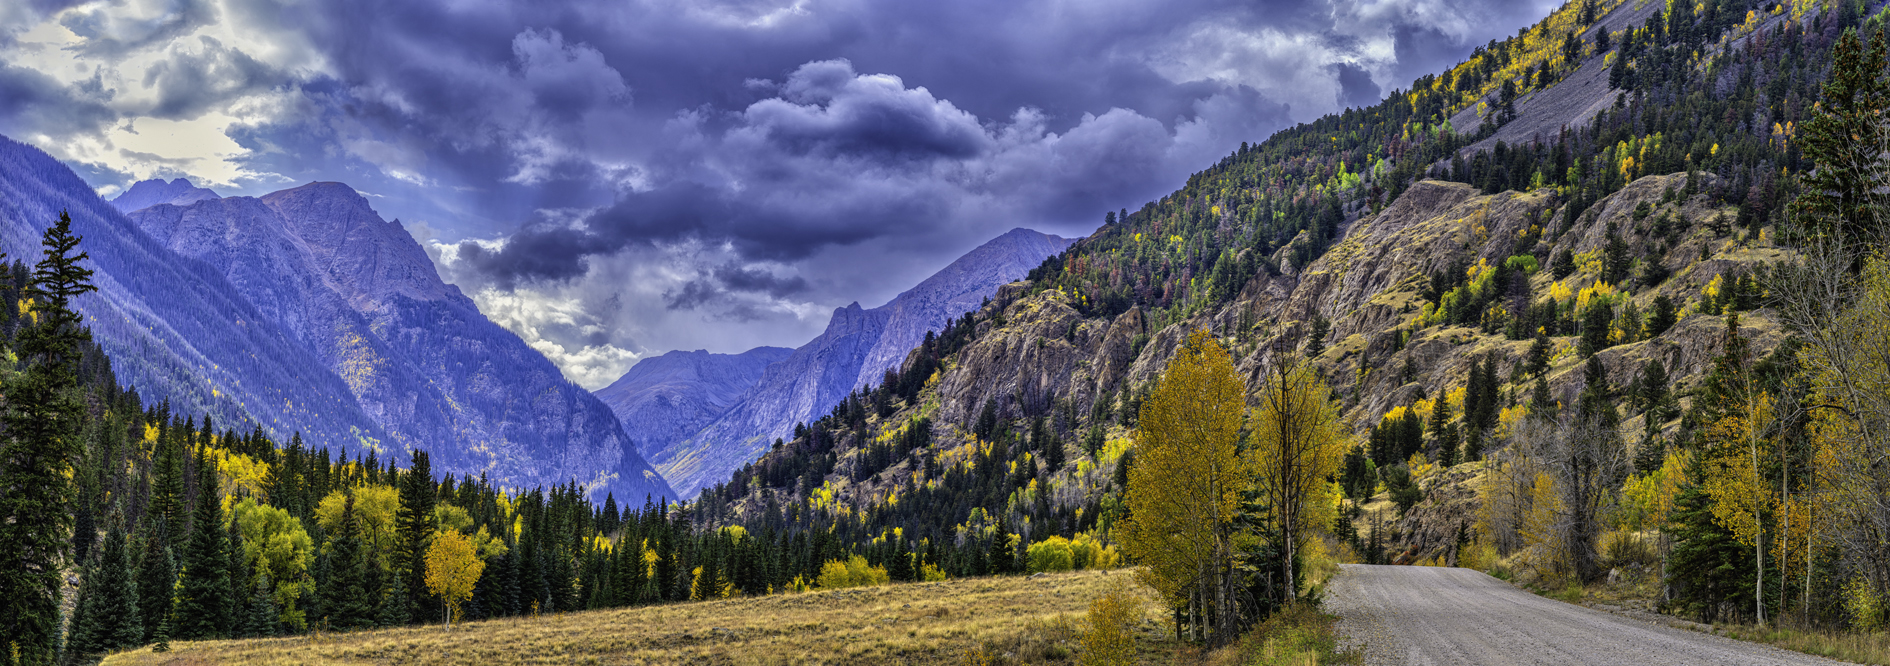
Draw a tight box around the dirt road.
[1325,564,1849,665]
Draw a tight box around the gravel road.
[1324,564,1851,665]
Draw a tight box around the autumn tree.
[1252,356,1348,603]
[425,529,484,628]
[1119,331,1249,646]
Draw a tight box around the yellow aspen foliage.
[1619,448,1691,532]
[1120,330,1249,607]
[315,485,401,567]
[1521,472,1568,581]
[1253,357,1349,598]
[1079,577,1140,666]
[1702,393,1775,551]
[424,529,484,628]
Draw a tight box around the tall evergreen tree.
[394,449,435,623]
[85,522,143,652]
[1793,27,1890,246]
[135,534,176,645]
[171,450,232,640]
[320,495,376,631]
[0,214,97,664]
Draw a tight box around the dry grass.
[101,571,1176,666]
[1711,623,1890,666]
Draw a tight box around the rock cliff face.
[110,178,220,213]
[596,347,793,458]
[908,174,1786,562]
[647,228,1075,498]
[123,180,675,501]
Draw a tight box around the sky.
[0,0,1563,389]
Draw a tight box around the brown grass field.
[100,570,1177,665]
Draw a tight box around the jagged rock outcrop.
[110,178,219,213]
[124,180,675,501]
[650,228,1075,498]
[597,347,793,458]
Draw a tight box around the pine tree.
[1666,457,1753,623]
[171,450,233,641]
[243,575,278,638]
[1793,27,1890,247]
[225,520,249,636]
[136,534,176,645]
[321,494,377,631]
[65,555,102,660]
[1428,391,1459,465]
[394,449,435,623]
[88,522,142,652]
[1646,294,1678,337]
[0,213,98,664]
[378,568,411,627]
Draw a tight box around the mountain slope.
[596,347,794,458]
[649,228,1075,497]
[0,135,391,450]
[690,0,1830,573]
[124,181,674,501]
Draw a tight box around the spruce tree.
[243,575,278,638]
[321,494,376,631]
[171,450,232,641]
[225,520,249,636]
[66,555,102,659]
[88,522,142,652]
[378,569,410,627]
[136,533,176,645]
[0,213,97,664]
[1793,27,1890,247]
[1428,392,1458,465]
[394,449,435,623]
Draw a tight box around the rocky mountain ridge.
[634,227,1075,498]
[123,181,674,501]
[595,346,794,458]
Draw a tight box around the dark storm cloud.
[0,0,1565,373]
[663,262,809,312]
[0,62,113,138]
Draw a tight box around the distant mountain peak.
[110,178,219,213]
[637,226,1076,498]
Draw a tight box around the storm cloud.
[0,0,1564,386]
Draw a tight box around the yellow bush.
[816,555,889,590]
[920,563,949,582]
[1028,536,1076,573]
[1078,577,1138,666]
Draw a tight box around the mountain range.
[0,135,673,501]
[603,228,1076,498]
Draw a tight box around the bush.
[1079,578,1139,666]
[1028,537,1075,573]
[816,555,889,590]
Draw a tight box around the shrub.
[816,555,889,590]
[1079,577,1138,666]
